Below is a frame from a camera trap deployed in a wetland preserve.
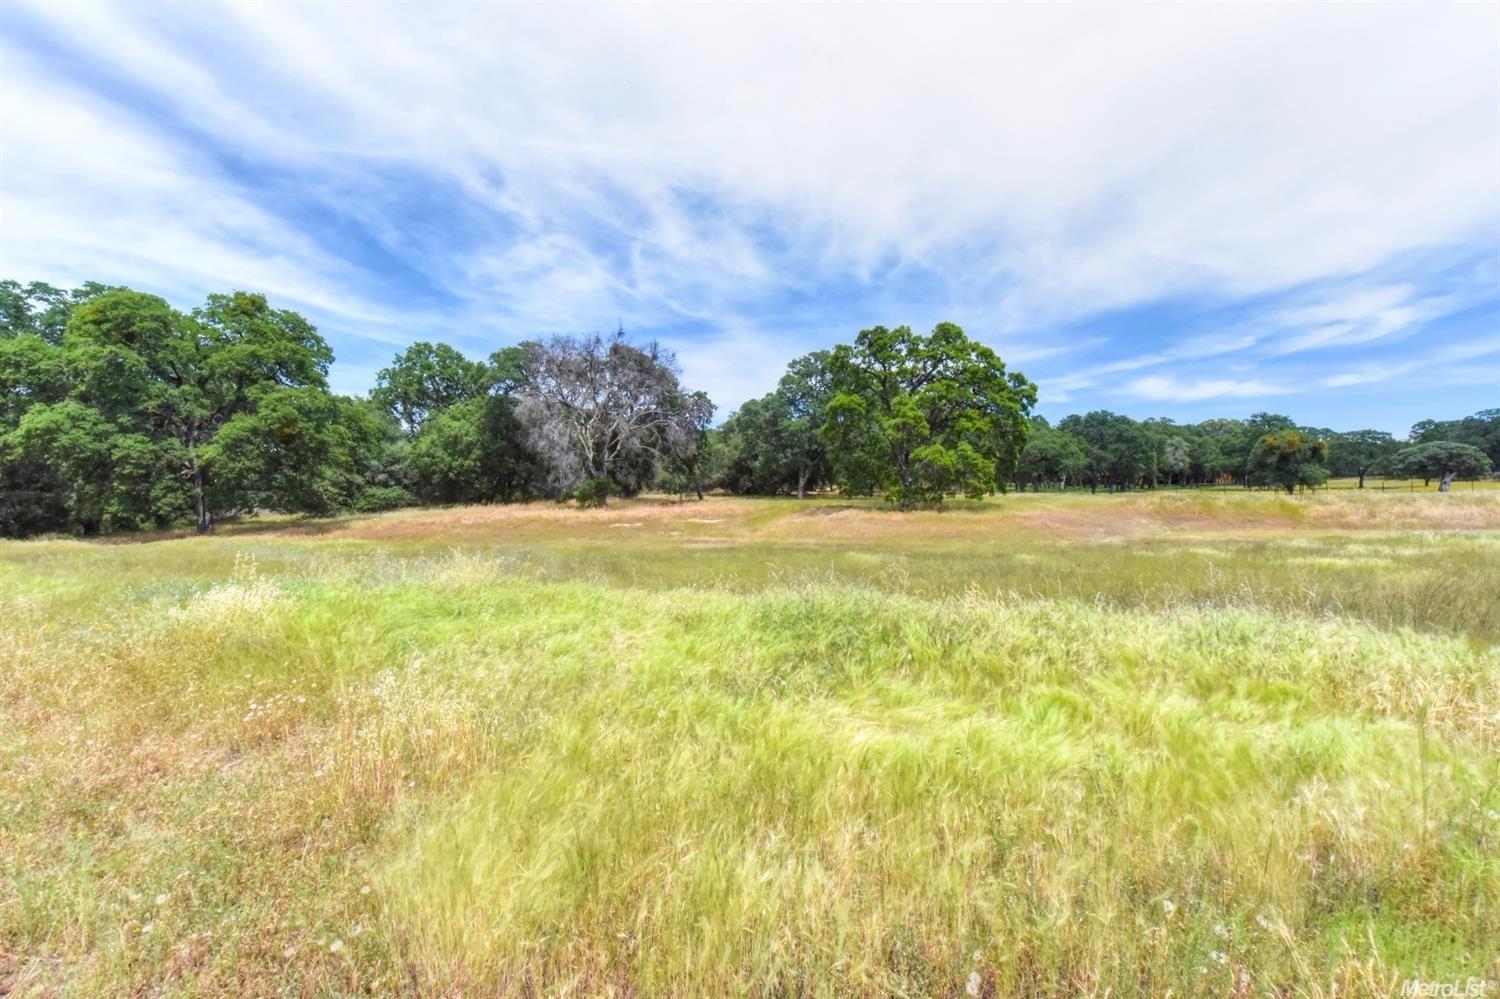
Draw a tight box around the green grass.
[2,491,1497,995]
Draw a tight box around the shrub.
[569,477,616,508]
[353,485,413,512]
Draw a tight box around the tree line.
[2,278,1494,536]
[723,369,1495,498]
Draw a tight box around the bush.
[569,477,616,508]
[353,485,413,513]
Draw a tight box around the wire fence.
[1018,476,1500,494]
[1317,476,1498,492]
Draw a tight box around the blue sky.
[1,2,1496,433]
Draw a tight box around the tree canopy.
[373,341,492,435]
[717,351,834,498]
[1057,410,1153,493]
[1409,410,1500,468]
[1248,429,1330,494]
[0,287,365,534]
[820,323,1035,508]
[1391,441,1493,491]
[1017,420,1089,490]
[514,330,711,504]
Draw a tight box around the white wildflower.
[328,938,344,954]
[965,970,982,997]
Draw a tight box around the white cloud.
[1,1,1496,413]
[1322,338,1500,388]
[0,49,427,342]
[1125,376,1289,403]
[656,327,808,419]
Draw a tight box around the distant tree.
[773,352,834,499]
[372,341,492,435]
[1161,436,1192,485]
[348,399,413,511]
[205,390,385,515]
[1,279,123,344]
[2,291,194,532]
[1408,410,1500,467]
[1391,441,1493,492]
[1017,422,1088,490]
[0,401,128,534]
[716,351,834,498]
[1058,411,1152,493]
[659,389,716,500]
[716,397,780,494]
[1248,429,1329,494]
[61,289,336,532]
[1247,412,1297,434]
[1193,418,1252,484]
[515,329,709,503]
[1407,418,1437,442]
[2,287,131,534]
[383,343,539,505]
[821,323,1034,508]
[1329,429,1398,488]
[689,426,731,497]
[408,394,540,504]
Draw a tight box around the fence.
[1318,476,1498,492]
[1014,476,1499,494]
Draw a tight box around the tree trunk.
[595,453,609,506]
[1357,469,1366,489]
[193,466,213,534]
[1439,471,1455,492]
[896,451,914,509]
[796,466,809,500]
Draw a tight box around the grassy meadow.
[2,490,1498,996]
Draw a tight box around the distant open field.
[3,491,1498,996]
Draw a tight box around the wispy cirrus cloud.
[1323,338,1500,389]
[0,1,1495,427]
[1125,376,1289,403]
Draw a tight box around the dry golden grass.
[94,488,1500,549]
